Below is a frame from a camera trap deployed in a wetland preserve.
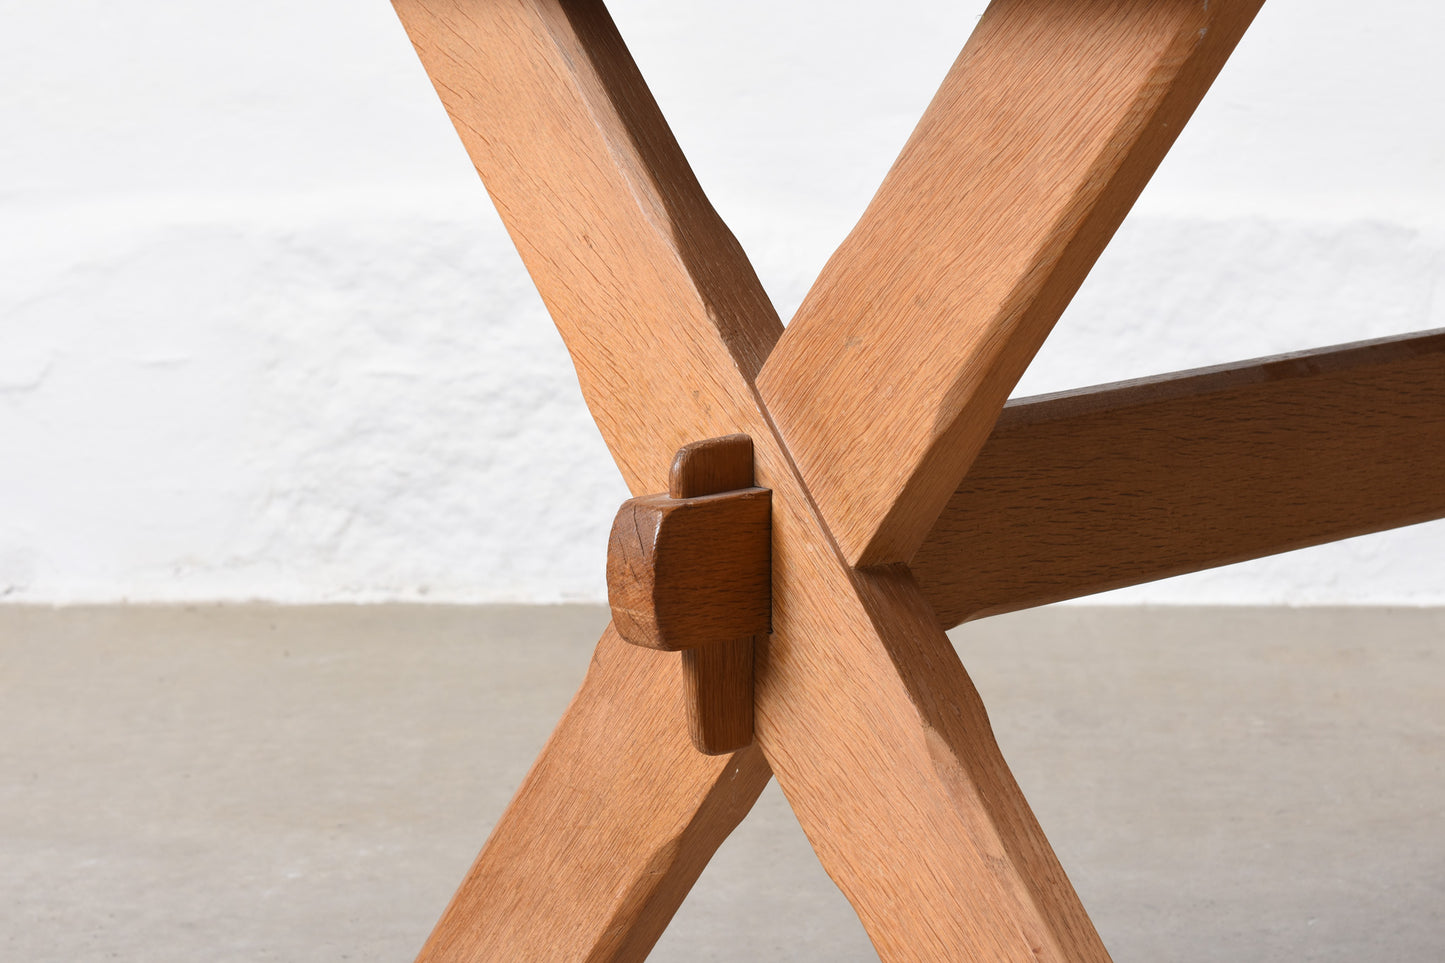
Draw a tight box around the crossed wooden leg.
[388,0,1444,959]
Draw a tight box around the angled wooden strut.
[759,0,1267,567]
[394,1,780,956]
[371,0,1443,960]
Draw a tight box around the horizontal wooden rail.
[914,330,1445,628]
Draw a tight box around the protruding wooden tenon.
[607,434,770,754]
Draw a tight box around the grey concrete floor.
[1,604,1442,961]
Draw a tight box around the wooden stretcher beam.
[915,330,1445,627]
[392,0,783,497]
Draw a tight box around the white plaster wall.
[2,0,1442,603]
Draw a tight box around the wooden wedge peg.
[607,434,770,753]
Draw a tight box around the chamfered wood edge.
[915,329,1445,628]
[415,624,771,962]
[394,0,1127,957]
[389,2,783,958]
[757,0,1266,569]
[993,328,1445,428]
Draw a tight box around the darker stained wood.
[608,434,767,754]
[607,487,771,651]
[914,330,1445,628]
[671,434,755,499]
[672,434,759,753]
[683,642,755,756]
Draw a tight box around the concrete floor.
[1,604,1442,961]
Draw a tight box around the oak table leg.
[417,625,770,962]
[391,2,786,957]
[370,0,1444,960]
[384,0,1220,958]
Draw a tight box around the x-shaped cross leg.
[387,1,1445,958]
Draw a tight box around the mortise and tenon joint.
[605,434,771,755]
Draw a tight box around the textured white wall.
[2,0,1442,603]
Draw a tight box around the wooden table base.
[384,1,1444,959]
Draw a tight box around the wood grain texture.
[395,0,1124,957]
[757,0,1265,568]
[915,330,1445,628]
[416,624,771,962]
[672,434,761,755]
[606,487,771,651]
[392,0,782,498]
[754,502,1113,961]
[391,1,783,957]
[671,434,755,499]
[683,641,754,755]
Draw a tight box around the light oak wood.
[670,434,755,500]
[915,330,1445,627]
[391,0,1269,959]
[757,0,1266,568]
[416,624,771,962]
[392,1,784,956]
[754,504,1113,961]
